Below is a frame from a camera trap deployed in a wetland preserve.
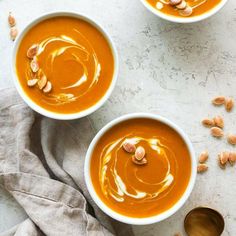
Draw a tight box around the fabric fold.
[0,88,134,236]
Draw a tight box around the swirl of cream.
[99,135,178,204]
[34,29,101,105]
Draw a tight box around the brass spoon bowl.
[184,207,225,236]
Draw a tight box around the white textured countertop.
[0,0,236,235]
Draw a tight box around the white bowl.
[139,0,228,23]
[12,11,119,120]
[84,113,197,225]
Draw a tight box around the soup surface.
[90,118,192,218]
[146,0,222,18]
[16,16,114,114]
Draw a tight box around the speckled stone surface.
[0,0,236,235]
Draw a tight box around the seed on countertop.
[135,146,146,161]
[229,152,236,165]
[27,44,39,59]
[218,152,229,166]
[197,164,208,173]
[227,134,236,145]
[174,233,182,236]
[179,6,193,17]
[202,118,215,127]
[30,57,39,73]
[132,156,147,165]
[169,0,182,5]
[27,78,38,87]
[225,97,234,112]
[176,0,187,9]
[218,156,226,169]
[212,96,225,106]
[43,81,52,93]
[213,116,224,129]
[123,139,136,153]
[210,127,224,138]
[198,151,208,163]
[10,26,18,41]
[38,75,47,90]
[8,12,16,27]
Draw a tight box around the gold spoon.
[184,207,225,236]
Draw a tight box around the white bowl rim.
[139,0,228,23]
[84,113,197,225]
[11,11,119,120]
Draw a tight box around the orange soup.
[90,118,192,218]
[146,0,222,18]
[16,16,114,114]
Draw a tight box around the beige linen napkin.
[0,88,134,236]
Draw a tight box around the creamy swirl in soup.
[90,118,192,218]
